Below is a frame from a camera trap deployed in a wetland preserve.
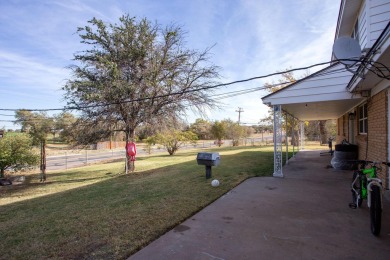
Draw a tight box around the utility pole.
[236,107,244,124]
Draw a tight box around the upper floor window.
[359,103,367,134]
[351,19,359,41]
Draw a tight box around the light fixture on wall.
[348,111,356,120]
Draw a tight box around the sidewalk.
[130,150,390,259]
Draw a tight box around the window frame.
[358,103,368,134]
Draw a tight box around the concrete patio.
[130,150,390,259]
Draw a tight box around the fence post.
[65,152,68,170]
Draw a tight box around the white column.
[300,121,305,150]
[292,117,295,158]
[273,105,283,177]
[285,113,289,165]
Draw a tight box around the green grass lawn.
[0,145,292,259]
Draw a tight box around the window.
[359,103,367,134]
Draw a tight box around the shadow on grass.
[0,146,282,259]
[0,145,280,200]
[0,145,289,201]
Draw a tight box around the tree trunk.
[124,128,135,174]
[291,131,299,146]
[319,120,327,145]
[0,168,4,178]
[40,140,46,182]
[295,131,299,146]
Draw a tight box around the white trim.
[358,103,368,134]
[265,91,361,105]
[262,63,359,106]
[371,78,390,96]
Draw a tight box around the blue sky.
[0,0,340,130]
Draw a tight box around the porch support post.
[285,113,289,165]
[292,117,295,158]
[273,105,283,177]
[300,121,305,150]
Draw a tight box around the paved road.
[46,150,126,171]
[46,137,273,171]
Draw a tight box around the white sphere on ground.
[211,179,220,187]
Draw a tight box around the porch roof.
[262,62,364,121]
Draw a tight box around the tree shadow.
[1,148,273,201]
[0,148,277,259]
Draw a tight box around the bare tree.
[63,15,220,173]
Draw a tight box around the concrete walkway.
[130,150,390,259]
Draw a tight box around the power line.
[0,80,292,125]
[2,66,364,126]
[0,60,337,112]
[0,59,386,113]
[0,65,357,125]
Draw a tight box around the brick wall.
[336,90,388,188]
[366,91,387,186]
[356,90,388,187]
[336,114,349,143]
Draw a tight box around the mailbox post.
[196,152,220,179]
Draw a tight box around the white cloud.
[0,50,69,91]
[192,0,340,123]
[0,0,341,126]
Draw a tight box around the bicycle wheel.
[370,185,382,236]
[352,171,363,207]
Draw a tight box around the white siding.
[262,64,355,105]
[358,1,369,49]
[369,0,390,45]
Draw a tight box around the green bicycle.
[350,160,388,236]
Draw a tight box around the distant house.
[262,0,390,189]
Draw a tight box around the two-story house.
[262,0,390,189]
